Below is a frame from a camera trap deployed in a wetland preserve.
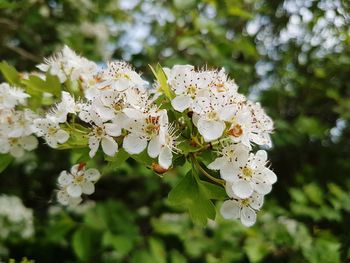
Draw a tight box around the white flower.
[0,109,37,138]
[57,163,101,199]
[248,101,274,147]
[220,190,264,227]
[208,142,250,173]
[33,117,69,148]
[0,83,29,109]
[220,104,253,147]
[192,94,227,142]
[221,150,277,199]
[88,123,119,157]
[47,91,79,123]
[37,45,97,83]
[57,189,82,206]
[0,135,38,158]
[165,65,210,112]
[122,107,168,155]
[147,123,180,169]
[96,61,148,92]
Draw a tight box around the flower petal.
[101,136,118,156]
[123,134,147,154]
[220,200,240,219]
[159,147,172,169]
[67,184,82,198]
[104,123,122,137]
[20,136,38,151]
[171,95,191,112]
[232,180,254,199]
[249,193,264,210]
[57,190,70,205]
[55,129,69,144]
[208,157,226,170]
[240,206,256,227]
[85,168,101,181]
[263,167,277,184]
[197,119,225,142]
[58,171,73,186]
[81,181,95,195]
[88,136,100,158]
[147,137,161,158]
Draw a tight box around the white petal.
[95,104,115,121]
[101,136,118,156]
[159,147,172,169]
[240,206,256,227]
[123,134,147,154]
[123,108,144,120]
[225,182,235,198]
[20,136,38,151]
[57,190,70,205]
[208,157,226,170]
[58,171,73,186]
[55,129,69,144]
[197,119,225,142]
[171,95,191,112]
[104,123,122,137]
[220,200,240,219]
[232,180,254,199]
[147,137,161,158]
[253,180,272,195]
[85,168,101,181]
[220,163,240,182]
[67,184,82,198]
[10,146,24,158]
[249,193,264,210]
[88,136,100,158]
[81,181,95,195]
[263,168,277,184]
[255,150,267,166]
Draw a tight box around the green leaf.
[149,64,175,100]
[199,180,227,200]
[149,238,166,263]
[105,148,130,165]
[168,171,216,225]
[0,154,13,173]
[72,226,99,262]
[0,61,21,85]
[244,237,270,263]
[45,72,62,97]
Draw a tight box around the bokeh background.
[1,0,350,262]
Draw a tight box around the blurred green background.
[1,0,350,262]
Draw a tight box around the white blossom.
[0,83,29,109]
[57,163,101,200]
[88,123,119,157]
[221,150,277,199]
[33,117,69,148]
[220,190,264,227]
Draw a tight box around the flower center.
[112,102,123,112]
[242,167,253,179]
[240,198,250,206]
[74,175,85,185]
[9,138,19,145]
[145,123,160,136]
[213,82,226,92]
[94,126,105,137]
[207,111,218,120]
[114,72,130,80]
[47,127,58,135]
[186,85,197,96]
[227,124,243,137]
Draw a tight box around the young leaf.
[0,154,14,173]
[0,61,21,85]
[149,64,174,100]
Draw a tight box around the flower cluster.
[164,65,276,226]
[0,46,277,226]
[0,83,38,157]
[0,195,34,240]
